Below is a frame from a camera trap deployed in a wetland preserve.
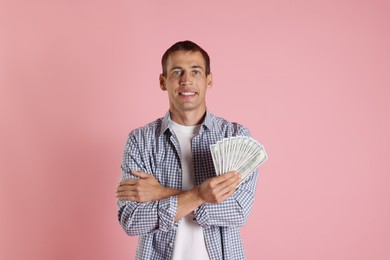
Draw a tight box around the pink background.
[1,0,389,259]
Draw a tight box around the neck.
[170,109,206,126]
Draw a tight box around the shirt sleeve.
[193,168,259,227]
[117,133,178,236]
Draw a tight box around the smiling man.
[117,41,262,260]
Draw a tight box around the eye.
[193,70,201,75]
[172,70,182,76]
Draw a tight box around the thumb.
[131,171,149,179]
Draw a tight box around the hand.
[116,171,166,202]
[196,171,241,204]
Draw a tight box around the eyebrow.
[170,65,204,71]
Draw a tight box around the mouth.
[179,91,196,96]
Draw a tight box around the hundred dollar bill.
[233,137,252,170]
[223,138,231,172]
[237,145,267,184]
[210,144,220,175]
[231,136,245,170]
[238,139,261,169]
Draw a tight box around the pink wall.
[1,0,389,259]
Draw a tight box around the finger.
[218,179,240,202]
[131,171,150,179]
[117,195,140,202]
[214,172,240,191]
[117,185,138,192]
[213,171,238,184]
[219,189,236,202]
[217,176,241,196]
[116,190,137,196]
[116,191,139,200]
[119,179,138,186]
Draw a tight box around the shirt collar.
[160,110,213,136]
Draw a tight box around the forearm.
[161,187,182,199]
[118,196,178,236]
[158,186,204,221]
[175,187,204,221]
[194,195,251,227]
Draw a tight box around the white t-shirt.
[170,121,210,260]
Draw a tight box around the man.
[116,40,264,259]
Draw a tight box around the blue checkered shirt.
[118,111,261,260]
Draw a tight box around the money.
[210,136,267,184]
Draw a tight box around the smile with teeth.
[179,92,196,96]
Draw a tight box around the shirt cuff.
[158,195,178,232]
[193,203,210,227]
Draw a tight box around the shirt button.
[178,169,182,173]
[169,242,174,248]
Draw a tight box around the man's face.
[160,51,212,116]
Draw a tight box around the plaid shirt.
[118,111,261,260]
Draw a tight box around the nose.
[180,72,192,86]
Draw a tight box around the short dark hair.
[161,40,211,76]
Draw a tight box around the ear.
[159,74,167,91]
[206,73,213,90]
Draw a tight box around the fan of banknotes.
[210,136,267,184]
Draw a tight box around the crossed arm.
[116,171,241,221]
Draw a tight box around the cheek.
[168,76,180,82]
